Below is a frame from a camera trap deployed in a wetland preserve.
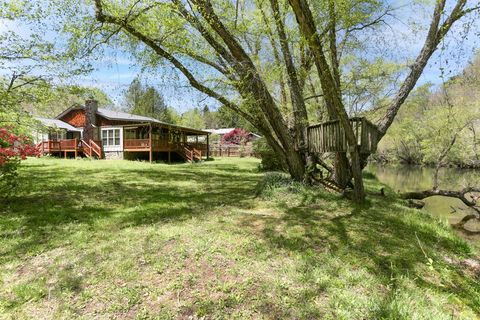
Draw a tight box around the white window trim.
[101,127,123,152]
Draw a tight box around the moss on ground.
[0,157,479,319]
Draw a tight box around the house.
[35,99,210,162]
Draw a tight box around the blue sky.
[1,1,479,113]
[72,0,480,111]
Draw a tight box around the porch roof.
[56,105,209,135]
[36,117,83,132]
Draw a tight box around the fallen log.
[400,187,480,208]
[400,186,480,234]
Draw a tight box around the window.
[101,129,121,146]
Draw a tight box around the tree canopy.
[3,0,480,201]
[379,52,480,167]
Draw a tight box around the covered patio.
[120,122,210,162]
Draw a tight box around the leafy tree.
[164,107,181,125]
[379,53,480,168]
[221,128,249,145]
[179,108,205,129]
[215,105,252,130]
[11,0,479,201]
[0,127,40,196]
[124,77,144,111]
[201,105,217,128]
[24,84,112,118]
[0,0,93,132]
[124,77,171,122]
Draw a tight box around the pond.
[367,164,480,245]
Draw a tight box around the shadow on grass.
[1,160,259,263]
[239,189,480,314]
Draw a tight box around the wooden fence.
[209,144,257,157]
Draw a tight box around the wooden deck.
[37,138,206,162]
[307,117,380,154]
[37,139,103,158]
[123,138,207,162]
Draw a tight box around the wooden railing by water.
[307,117,379,154]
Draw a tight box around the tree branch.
[377,0,478,137]
[93,0,253,125]
[270,0,308,148]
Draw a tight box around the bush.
[255,172,301,197]
[221,128,249,145]
[252,138,284,171]
[0,127,40,196]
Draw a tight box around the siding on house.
[60,109,86,128]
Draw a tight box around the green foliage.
[378,54,480,167]
[252,137,284,171]
[0,157,20,195]
[124,77,173,122]
[215,105,253,130]
[179,108,205,129]
[28,84,112,118]
[255,172,303,198]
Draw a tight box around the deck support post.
[206,134,210,160]
[149,123,153,163]
[168,151,171,163]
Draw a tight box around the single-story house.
[35,99,210,162]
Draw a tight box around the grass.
[0,157,479,319]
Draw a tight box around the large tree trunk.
[333,153,351,188]
[350,147,366,201]
[286,149,306,181]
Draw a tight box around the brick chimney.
[84,99,98,141]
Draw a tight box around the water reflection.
[367,164,480,244]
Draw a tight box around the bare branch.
[377,0,478,136]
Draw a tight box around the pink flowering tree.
[221,128,250,146]
[0,127,40,195]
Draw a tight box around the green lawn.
[1,157,479,319]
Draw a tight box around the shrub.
[252,137,284,171]
[255,172,299,197]
[221,128,249,145]
[0,127,40,195]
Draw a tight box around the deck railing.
[40,140,61,152]
[185,142,208,153]
[152,139,170,149]
[123,139,207,154]
[307,117,379,154]
[90,140,103,158]
[59,139,78,150]
[124,139,150,149]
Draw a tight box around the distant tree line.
[124,77,254,131]
[375,53,480,168]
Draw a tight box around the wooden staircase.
[81,139,103,159]
[319,179,344,193]
[177,144,202,162]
